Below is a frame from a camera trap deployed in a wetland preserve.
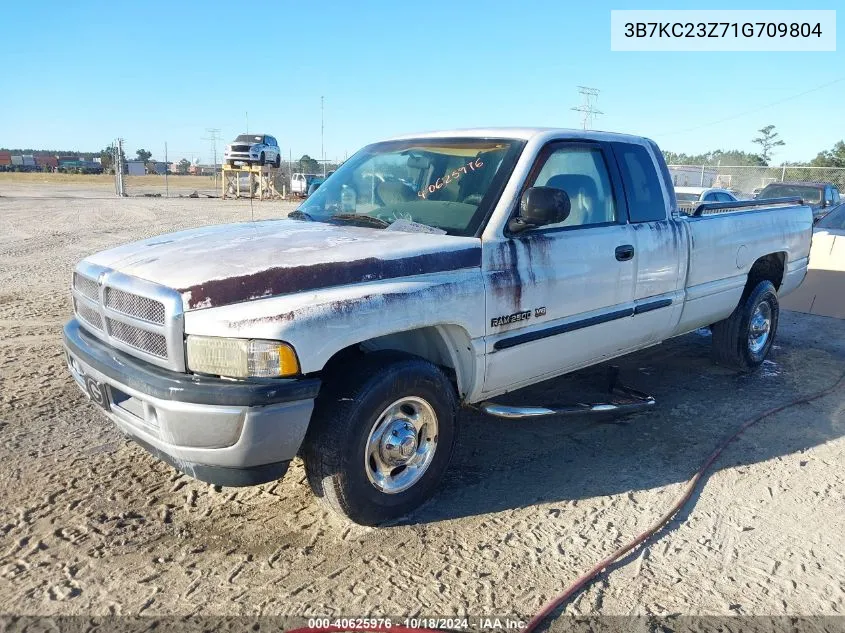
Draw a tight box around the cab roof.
[386,127,652,145]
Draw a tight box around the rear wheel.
[302,351,458,525]
[274,153,281,168]
[711,280,779,371]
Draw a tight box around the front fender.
[183,270,485,375]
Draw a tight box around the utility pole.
[115,138,125,197]
[203,128,221,191]
[164,142,169,198]
[321,96,326,177]
[571,86,603,130]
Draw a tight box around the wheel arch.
[744,251,785,297]
[320,325,477,401]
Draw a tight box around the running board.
[478,366,655,420]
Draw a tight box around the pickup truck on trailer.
[63,128,813,525]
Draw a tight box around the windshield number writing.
[417,157,484,200]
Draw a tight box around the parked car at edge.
[63,127,813,526]
[306,176,326,197]
[224,134,281,168]
[674,186,738,214]
[756,181,842,222]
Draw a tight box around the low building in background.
[668,164,719,187]
[126,160,146,176]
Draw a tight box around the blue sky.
[0,0,842,164]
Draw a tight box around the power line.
[659,76,845,136]
[202,128,222,190]
[571,86,603,130]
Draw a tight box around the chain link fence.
[668,164,845,198]
[120,163,314,200]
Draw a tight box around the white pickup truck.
[63,128,813,525]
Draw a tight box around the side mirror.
[509,186,571,233]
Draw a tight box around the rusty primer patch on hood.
[180,248,482,309]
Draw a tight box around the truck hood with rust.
[84,219,481,310]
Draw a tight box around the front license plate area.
[84,376,111,411]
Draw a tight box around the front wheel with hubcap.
[711,279,779,371]
[302,351,458,525]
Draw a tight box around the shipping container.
[0,151,11,166]
[35,155,58,168]
[22,155,36,167]
[11,155,24,166]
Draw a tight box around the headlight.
[186,336,299,378]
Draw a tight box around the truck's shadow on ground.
[408,311,845,525]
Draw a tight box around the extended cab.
[63,128,813,525]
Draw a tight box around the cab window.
[613,142,666,222]
[526,145,617,230]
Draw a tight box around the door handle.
[615,245,635,261]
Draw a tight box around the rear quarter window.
[613,142,667,222]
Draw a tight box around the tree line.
[662,125,845,168]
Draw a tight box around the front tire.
[711,280,779,371]
[259,152,266,166]
[302,351,458,525]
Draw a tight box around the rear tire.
[274,154,281,168]
[711,280,779,372]
[302,351,458,525]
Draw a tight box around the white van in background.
[290,173,317,197]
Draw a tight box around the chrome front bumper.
[63,319,320,486]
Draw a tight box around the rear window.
[817,205,845,230]
[613,142,666,222]
[759,185,822,204]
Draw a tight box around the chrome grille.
[70,264,185,371]
[106,319,168,358]
[73,272,100,300]
[105,287,165,324]
[73,298,103,331]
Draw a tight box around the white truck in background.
[63,128,813,525]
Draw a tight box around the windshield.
[675,192,700,202]
[235,134,262,143]
[295,138,524,236]
[759,185,822,203]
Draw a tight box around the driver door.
[482,141,637,396]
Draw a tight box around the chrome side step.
[478,367,656,420]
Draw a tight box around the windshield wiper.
[327,214,391,229]
[287,209,314,221]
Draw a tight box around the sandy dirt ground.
[1,181,844,629]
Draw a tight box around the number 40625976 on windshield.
[417,157,484,200]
